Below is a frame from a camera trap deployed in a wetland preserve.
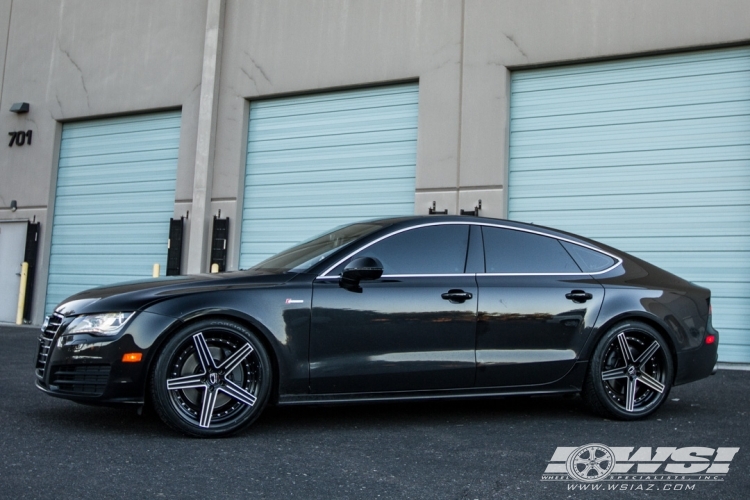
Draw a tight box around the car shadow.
[29,385,720,439]
[29,394,594,437]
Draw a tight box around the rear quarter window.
[560,241,617,273]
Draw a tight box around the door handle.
[441,289,473,303]
[566,290,593,303]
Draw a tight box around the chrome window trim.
[317,221,623,279]
[317,273,472,280]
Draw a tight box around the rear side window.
[351,224,470,275]
[561,241,617,273]
[482,227,581,274]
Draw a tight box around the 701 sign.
[8,130,32,147]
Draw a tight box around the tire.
[150,318,272,437]
[582,321,673,420]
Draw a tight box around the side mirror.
[340,257,383,290]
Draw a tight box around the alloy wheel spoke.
[218,343,254,373]
[602,366,629,381]
[193,332,217,371]
[166,373,206,391]
[199,387,218,428]
[617,333,634,363]
[638,372,666,393]
[592,463,608,474]
[219,379,257,407]
[635,341,660,367]
[625,377,637,412]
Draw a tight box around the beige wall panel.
[458,188,503,220]
[0,0,11,102]
[414,191,458,217]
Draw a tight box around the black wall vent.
[166,217,184,276]
[22,221,40,322]
[210,216,229,272]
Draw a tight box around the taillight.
[706,299,716,345]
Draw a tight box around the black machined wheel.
[151,319,272,437]
[583,321,673,420]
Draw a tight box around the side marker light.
[705,335,716,345]
[122,353,143,363]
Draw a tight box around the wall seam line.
[456,0,465,213]
[0,0,13,107]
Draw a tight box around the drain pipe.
[15,262,29,324]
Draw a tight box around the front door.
[310,223,477,394]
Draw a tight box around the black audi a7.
[35,216,718,437]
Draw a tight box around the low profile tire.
[583,321,673,420]
[150,318,272,437]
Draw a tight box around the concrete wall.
[1,0,749,322]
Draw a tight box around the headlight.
[66,312,134,336]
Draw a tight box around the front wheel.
[583,321,673,420]
[150,319,272,437]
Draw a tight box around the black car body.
[35,216,718,436]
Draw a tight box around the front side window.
[346,224,470,275]
[482,227,581,274]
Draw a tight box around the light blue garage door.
[45,111,180,314]
[509,47,750,363]
[240,83,418,269]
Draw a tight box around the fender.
[142,279,314,397]
[580,287,684,365]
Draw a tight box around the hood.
[54,269,296,316]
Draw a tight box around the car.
[35,216,718,437]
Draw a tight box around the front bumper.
[35,311,178,404]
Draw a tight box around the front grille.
[49,364,111,396]
[36,313,64,379]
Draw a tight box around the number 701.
[8,130,32,147]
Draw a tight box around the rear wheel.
[151,318,272,437]
[583,321,673,420]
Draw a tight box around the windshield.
[249,222,386,273]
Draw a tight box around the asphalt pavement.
[1,323,749,499]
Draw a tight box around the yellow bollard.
[16,262,29,325]
[152,263,160,278]
[210,263,219,274]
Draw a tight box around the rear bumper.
[674,339,719,386]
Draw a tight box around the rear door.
[475,226,605,387]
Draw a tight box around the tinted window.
[561,241,616,273]
[251,222,385,273]
[353,224,470,275]
[482,227,581,274]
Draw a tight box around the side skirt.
[278,361,588,406]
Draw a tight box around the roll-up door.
[45,111,180,314]
[240,83,418,269]
[508,47,750,363]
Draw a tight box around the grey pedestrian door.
[0,222,28,322]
